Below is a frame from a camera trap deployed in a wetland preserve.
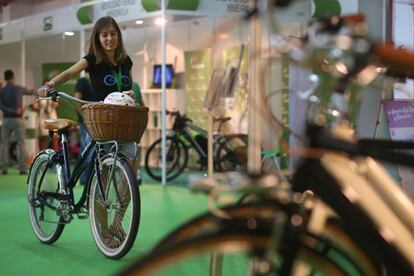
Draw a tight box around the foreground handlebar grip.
[374,44,414,73]
[341,13,365,24]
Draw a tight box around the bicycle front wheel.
[145,136,188,181]
[120,229,349,276]
[27,150,65,244]
[89,155,140,259]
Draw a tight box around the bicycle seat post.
[59,129,71,185]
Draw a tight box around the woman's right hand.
[37,82,54,97]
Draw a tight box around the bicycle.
[144,110,248,181]
[121,4,414,275]
[27,90,141,259]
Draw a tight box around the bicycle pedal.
[77,207,89,219]
[77,212,89,220]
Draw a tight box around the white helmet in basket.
[104,92,135,106]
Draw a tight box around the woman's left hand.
[122,90,135,98]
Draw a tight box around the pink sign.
[383,100,414,199]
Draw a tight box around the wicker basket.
[81,103,149,142]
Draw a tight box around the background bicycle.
[27,91,147,259]
[144,110,248,181]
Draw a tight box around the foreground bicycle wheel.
[152,201,281,251]
[151,201,379,276]
[27,150,65,244]
[145,136,188,181]
[119,228,355,276]
[89,155,140,259]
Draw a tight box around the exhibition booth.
[4,0,414,275]
[0,0,393,184]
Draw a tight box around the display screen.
[153,64,174,88]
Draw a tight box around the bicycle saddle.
[42,118,77,131]
[213,116,231,123]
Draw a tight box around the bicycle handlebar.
[166,110,193,123]
[38,90,94,105]
[166,110,180,116]
[341,13,365,24]
[373,44,414,75]
[313,133,414,168]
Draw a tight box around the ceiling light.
[64,31,75,36]
[136,20,144,25]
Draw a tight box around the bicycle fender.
[27,149,56,185]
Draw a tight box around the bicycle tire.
[145,136,188,181]
[27,150,65,244]
[153,200,282,251]
[151,201,379,276]
[119,228,351,276]
[89,155,140,259]
[215,134,248,172]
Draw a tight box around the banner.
[184,49,212,129]
[222,45,248,133]
[383,100,414,199]
[142,0,199,12]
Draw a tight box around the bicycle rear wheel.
[120,228,350,276]
[89,155,140,259]
[215,134,248,172]
[27,150,65,244]
[145,136,188,181]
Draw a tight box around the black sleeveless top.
[83,54,133,101]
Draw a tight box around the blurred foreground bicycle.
[120,8,414,276]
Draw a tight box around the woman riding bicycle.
[37,16,139,248]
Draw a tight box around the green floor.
[0,168,208,275]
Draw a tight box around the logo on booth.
[43,16,53,31]
[77,6,94,25]
[141,0,199,12]
[312,0,341,17]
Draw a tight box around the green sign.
[77,6,93,25]
[184,49,212,129]
[313,0,341,17]
[142,0,199,12]
[184,50,212,168]
[43,16,53,31]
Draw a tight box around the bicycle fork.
[93,144,123,211]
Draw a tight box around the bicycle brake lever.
[47,90,59,101]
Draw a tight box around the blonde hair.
[86,16,127,65]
